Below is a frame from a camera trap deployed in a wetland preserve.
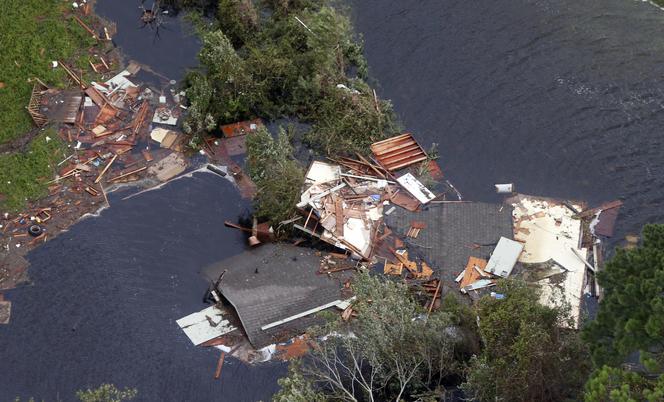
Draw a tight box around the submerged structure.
[175,132,620,362]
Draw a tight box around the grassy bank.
[0,1,96,211]
[0,130,66,211]
[0,0,94,144]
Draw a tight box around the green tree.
[274,272,476,401]
[584,366,664,402]
[246,126,304,231]
[582,224,664,368]
[194,29,256,123]
[76,384,137,402]
[273,360,326,402]
[462,279,589,402]
[217,0,258,47]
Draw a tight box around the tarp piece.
[176,306,236,346]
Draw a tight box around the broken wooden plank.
[214,351,226,380]
[108,166,147,182]
[72,15,97,39]
[94,154,117,183]
[333,196,344,237]
[427,279,442,315]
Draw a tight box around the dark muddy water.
[351,0,664,244]
[3,0,664,400]
[0,173,285,401]
[96,0,201,81]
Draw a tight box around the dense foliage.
[583,224,664,369]
[584,366,664,402]
[246,126,304,229]
[184,0,398,155]
[274,272,477,401]
[462,280,589,402]
[580,225,664,401]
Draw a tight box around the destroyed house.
[385,202,514,282]
[202,244,342,348]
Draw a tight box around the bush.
[462,279,589,402]
[76,384,137,402]
[275,272,475,401]
[584,366,664,402]
[582,224,664,369]
[184,1,399,157]
[246,126,304,230]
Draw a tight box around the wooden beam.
[94,154,117,183]
[214,351,226,379]
[108,166,147,182]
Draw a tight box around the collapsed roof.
[385,202,514,282]
[508,194,588,329]
[202,244,342,348]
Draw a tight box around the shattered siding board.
[459,257,488,288]
[176,306,236,345]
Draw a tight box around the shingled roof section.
[385,202,514,282]
[202,244,341,348]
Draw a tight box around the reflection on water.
[351,0,664,247]
[0,173,285,401]
[96,0,201,81]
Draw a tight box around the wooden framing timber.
[27,83,49,127]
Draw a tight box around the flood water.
[0,172,285,401]
[3,0,664,400]
[95,0,201,81]
[351,0,664,245]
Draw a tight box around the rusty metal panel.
[370,133,428,171]
[220,118,263,138]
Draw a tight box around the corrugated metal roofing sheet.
[370,133,428,171]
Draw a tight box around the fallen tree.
[274,272,478,401]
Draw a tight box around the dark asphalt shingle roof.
[202,244,341,348]
[385,202,514,281]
